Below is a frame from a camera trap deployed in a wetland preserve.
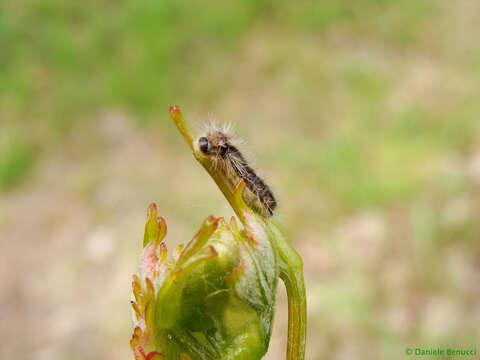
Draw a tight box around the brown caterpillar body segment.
[198,131,276,216]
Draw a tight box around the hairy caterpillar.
[196,126,277,217]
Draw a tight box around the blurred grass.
[0,139,34,189]
[3,0,479,196]
[2,0,265,126]
[0,0,445,125]
[1,1,480,359]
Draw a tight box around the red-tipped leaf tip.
[158,216,167,230]
[147,203,158,218]
[169,105,180,113]
[206,215,216,222]
[204,215,221,229]
[133,326,142,336]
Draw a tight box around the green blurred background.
[1,1,480,359]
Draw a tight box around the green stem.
[270,224,307,360]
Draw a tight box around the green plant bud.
[131,198,280,360]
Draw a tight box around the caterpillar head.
[169,106,229,164]
[198,132,230,158]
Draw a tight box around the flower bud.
[131,200,279,360]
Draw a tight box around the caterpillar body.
[197,129,277,217]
